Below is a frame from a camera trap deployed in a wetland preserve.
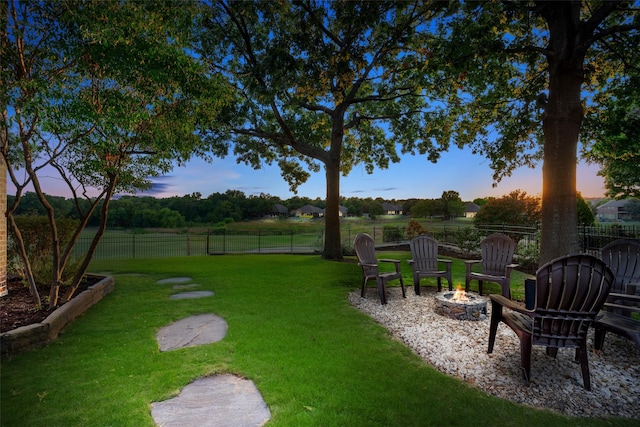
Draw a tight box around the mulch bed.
[0,277,92,333]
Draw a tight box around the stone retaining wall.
[1,275,114,356]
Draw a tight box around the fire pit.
[434,288,487,321]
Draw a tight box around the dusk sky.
[13,144,605,202]
[48,144,604,201]
[149,147,605,201]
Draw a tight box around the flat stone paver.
[172,284,200,290]
[157,314,227,351]
[157,277,192,284]
[169,290,214,300]
[151,374,271,427]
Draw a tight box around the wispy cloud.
[140,181,173,195]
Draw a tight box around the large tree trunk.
[322,115,344,261]
[538,3,584,265]
[540,87,581,264]
[323,157,343,260]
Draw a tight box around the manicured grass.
[1,255,632,426]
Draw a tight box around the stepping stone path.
[152,277,270,426]
[157,313,227,351]
[157,276,215,300]
[172,283,200,290]
[169,290,215,300]
[151,374,271,427]
[157,277,193,284]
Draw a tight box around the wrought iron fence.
[340,224,540,249]
[74,229,325,260]
[74,223,639,260]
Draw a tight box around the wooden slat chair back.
[594,238,640,351]
[481,233,516,276]
[600,238,640,292]
[465,233,518,298]
[408,235,452,294]
[354,233,405,305]
[488,254,615,390]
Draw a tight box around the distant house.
[273,203,289,217]
[292,204,348,218]
[464,202,481,218]
[381,202,403,215]
[596,200,632,221]
[293,204,325,218]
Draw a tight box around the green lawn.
[0,254,633,426]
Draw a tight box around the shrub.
[406,219,429,240]
[383,226,404,242]
[341,244,355,256]
[516,232,540,273]
[7,215,81,285]
[453,227,481,257]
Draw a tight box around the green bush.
[453,227,481,256]
[516,232,540,273]
[406,219,429,240]
[383,225,404,242]
[7,215,81,285]
[341,244,355,256]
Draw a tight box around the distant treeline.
[7,191,431,229]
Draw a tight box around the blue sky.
[8,143,605,202]
[124,145,604,202]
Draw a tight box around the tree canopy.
[2,0,230,306]
[473,190,541,228]
[195,1,639,263]
[195,0,463,259]
[4,0,638,272]
[440,1,640,263]
[583,70,640,199]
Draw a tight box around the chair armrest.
[465,259,480,274]
[607,292,640,307]
[504,263,519,277]
[379,258,401,272]
[407,259,415,265]
[438,259,453,271]
[489,294,531,315]
[608,292,640,303]
[358,263,377,268]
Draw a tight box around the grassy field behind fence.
[74,217,639,260]
[74,217,486,259]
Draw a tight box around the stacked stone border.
[1,274,114,356]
